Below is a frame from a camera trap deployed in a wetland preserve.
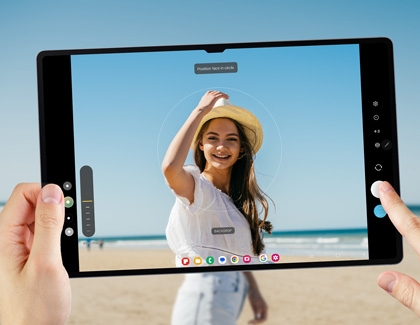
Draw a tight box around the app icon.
[63,181,72,191]
[259,254,267,262]
[64,227,74,237]
[194,256,202,265]
[243,255,251,263]
[206,256,215,265]
[181,257,190,266]
[218,256,227,264]
[231,255,239,264]
[271,253,280,262]
[64,196,74,208]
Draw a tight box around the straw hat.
[193,98,263,154]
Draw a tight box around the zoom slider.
[80,165,96,237]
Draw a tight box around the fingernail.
[380,181,395,194]
[41,185,62,204]
[378,273,396,293]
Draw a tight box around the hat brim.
[192,105,263,154]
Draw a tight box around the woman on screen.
[162,90,272,324]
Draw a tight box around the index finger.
[379,181,420,255]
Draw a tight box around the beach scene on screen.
[70,44,370,271]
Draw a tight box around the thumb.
[30,184,65,264]
[378,271,420,317]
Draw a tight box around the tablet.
[37,37,401,277]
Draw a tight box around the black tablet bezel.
[37,37,401,278]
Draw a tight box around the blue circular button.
[374,204,387,218]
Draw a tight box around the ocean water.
[409,205,420,217]
[264,229,368,258]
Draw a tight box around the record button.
[374,205,387,218]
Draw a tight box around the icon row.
[63,181,74,237]
[181,253,281,266]
[371,99,392,152]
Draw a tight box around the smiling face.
[199,118,244,172]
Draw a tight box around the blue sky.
[1,2,419,215]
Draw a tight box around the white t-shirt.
[165,165,263,267]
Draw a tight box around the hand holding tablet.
[0,39,420,324]
[37,37,401,277]
[0,184,71,325]
[1,180,419,322]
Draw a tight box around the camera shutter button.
[370,180,383,198]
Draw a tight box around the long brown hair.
[193,118,273,255]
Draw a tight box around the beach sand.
[69,240,419,324]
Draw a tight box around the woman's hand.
[194,90,229,115]
[0,183,71,325]
[244,272,268,324]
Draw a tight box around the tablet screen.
[37,38,401,277]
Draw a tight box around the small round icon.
[181,257,190,266]
[259,254,267,262]
[375,142,381,148]
[218,256,227,264]
[206,256,215,265]
[64,227,74,236]
[64,197,74,208]
[63,182,72,191]
[65,214,73,223]
[375,164,383,172]
[373,115,379,121]
[381,139,392,151]
[373,101,379,107]
[374,204,387,218]
[243,255,252,263]
[194,256,202,265]
[370,180,383,198]
[271,253,280,262]
[231,255,239,264]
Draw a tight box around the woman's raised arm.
[162,90,228,203]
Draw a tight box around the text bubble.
[194,62,238,74]
[212,227,235,235]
